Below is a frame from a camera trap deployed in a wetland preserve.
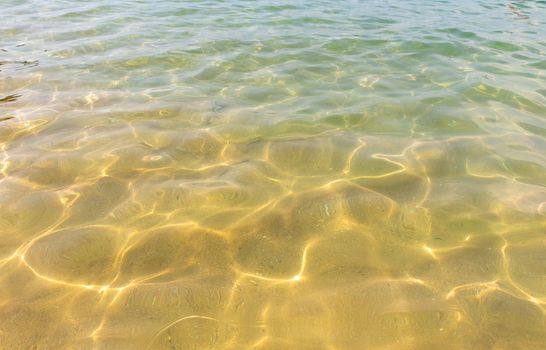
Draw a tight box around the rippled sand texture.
[2,0,546,349]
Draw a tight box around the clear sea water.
[1,0,546,349]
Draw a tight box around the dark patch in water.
[507,3,529,19]
[0,94,21,103]
[211,100,228,112]
[0,116,15,122]
[0,60,39,67]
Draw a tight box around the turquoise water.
[1,1,546,349]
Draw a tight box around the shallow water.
[1,0,546,349]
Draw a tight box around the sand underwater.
[1,0,546,349]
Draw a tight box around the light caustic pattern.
[1,0,546,349]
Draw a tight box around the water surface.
[1,0,546,349]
